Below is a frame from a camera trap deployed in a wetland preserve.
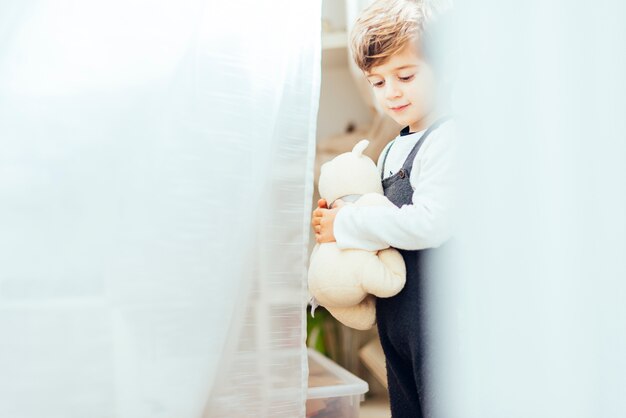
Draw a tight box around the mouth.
[389,104,410,112]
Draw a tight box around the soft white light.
[0,1,321,417]
[430,1,626,417]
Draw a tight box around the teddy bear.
[308,139,406,330]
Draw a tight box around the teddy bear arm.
[326,296,376,331]
[361,248,407,298]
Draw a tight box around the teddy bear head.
[318,139,383,206]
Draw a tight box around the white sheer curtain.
[0,1,320,417]
[430,1,626,417]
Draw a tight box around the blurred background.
[308,0,402,416]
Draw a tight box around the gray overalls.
[377,118,450,418]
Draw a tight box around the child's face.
[365,44,437,132]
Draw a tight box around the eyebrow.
[366,64,418,77]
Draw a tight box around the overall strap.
[380,116,452,180]
[401,116,452,171]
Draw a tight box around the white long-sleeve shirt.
[334,120,456,251]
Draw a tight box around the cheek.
[409,76,436,106]
[372,88,385,102]
[371,88,389,110]
[420,68,438,98]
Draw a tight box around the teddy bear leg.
[361,248,407,298]
[326,296,376,331]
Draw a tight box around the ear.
[352,139,369,157]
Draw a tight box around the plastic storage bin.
[307,348,369,418]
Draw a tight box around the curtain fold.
[0,1,320,417]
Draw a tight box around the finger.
[318,199,328,208]
[313,210,328,219]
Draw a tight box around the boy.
[311,1,455,417]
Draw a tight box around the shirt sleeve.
[333,124,456,251]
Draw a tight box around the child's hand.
[311,199,327,239]
[311,198,345,243]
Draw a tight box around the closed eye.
[399,75,415,82]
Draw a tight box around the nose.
[384,79,402,100]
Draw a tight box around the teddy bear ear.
[352,139,369,157]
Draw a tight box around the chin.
[389,116,411,127]
[382,112,400,124]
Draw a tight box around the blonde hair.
[350,0,450,73]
